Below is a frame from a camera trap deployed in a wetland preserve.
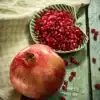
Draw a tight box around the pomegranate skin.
[10,44,65,99]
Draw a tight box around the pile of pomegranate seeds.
[34,8,84,51]
[92,57,96,64]
[95,84,100,90]
[70,57,79,65]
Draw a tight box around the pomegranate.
[10,44,65,99]
[34,8,83,51]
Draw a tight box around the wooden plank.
[88,0,100,100]
[21,7,90,100]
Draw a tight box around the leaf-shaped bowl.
[29,4,88,53]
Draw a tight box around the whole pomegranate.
[10,44,65,99]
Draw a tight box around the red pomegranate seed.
[91,28,96,33]
[71,72,76,77]
[94,31,99,36]
[70,57,79,65]
[94,35,97,41]
[64,60,68,66]
[62,85,67,91]
[95,84,100,89]
[60,96,66,100]
[34,8,83,51]
[92,58,96,64]
[64,80,68,86]
[69,75,73,81]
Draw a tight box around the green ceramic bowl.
[29,4,88,53]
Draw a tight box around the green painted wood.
[21,8,90,100]
[88,0,100,100]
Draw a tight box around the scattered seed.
[71,72,76,77]
[64,80,68,86]
[64,60,68,66]
[93,35,97,41]
[70,57,79,65]
[62,85,67,91]
[92,58,96,64]
[94,31,99,36]
[69,75,73,81]
[95,84,100,89]
[60,96,66,100]
[91,28,96,33]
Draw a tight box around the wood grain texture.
[21,7,90,100]
[88,0,100,100]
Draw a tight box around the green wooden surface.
[89,0,100,100]
[22,7,90,100]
